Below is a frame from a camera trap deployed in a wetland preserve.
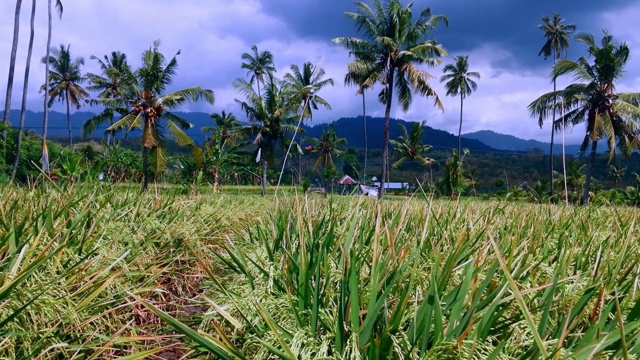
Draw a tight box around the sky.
[1,0,639,143]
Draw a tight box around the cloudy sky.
[1,0,639,143]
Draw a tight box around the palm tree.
[2,0,23,127]
[40,0,63,174]
[283,62,334,119]
[84,51,134,145]
[235,74,297,196]
[390,121,433,189]
[537,13,576,197]
[528,31,640,205]
[333,0,447,199]
[345,70,375,183]
[42,44,89,146]
[440,55,480,155]
[609,165,625,187]
[241,45,276,98]
[10,0,36,181]
[105,41,215,192]
[202,119,245,193]
[203,111,242,148]
[308,124,347,190]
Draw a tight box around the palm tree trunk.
[142,146,149,192]
[11,0,35,182]
[2,0,23,174]
[362,91,367,183]
[66,90,72,146]
[458,94,463,155]
[41,0,54,174]
[3,0,22,126]
[581,139,598,205]
[409,161,414,193]
[379,70,394,200]
[261,159,267,196]
[549,54,557,198]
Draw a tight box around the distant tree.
[609,164,625,187]
[203,111,242,147]
[202,120,246,193]
[345,71,374,183]
[333,0,447,199]
[235,74,297,196]
[308,124,347,190]
[529,31,640,205]
[284,62,334,120]
[536,13,576,197]
[390,121,433,189]
[42,44,89,146]
[105,41,215,192]
[440,55,480,155]
[41,0,64,173]
[241,45,275,98]
[84,51,134,145]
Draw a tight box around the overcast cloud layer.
[1,0,639,143]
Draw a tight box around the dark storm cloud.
[260,0,634,71]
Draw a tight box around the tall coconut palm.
[283,62,334,120]
[84,51,134,145]
[528,31,640,205]
[2,0,23,173]
[10,0,36,181]
[105,41,215,192]
[333,0,447,199]
[440,55,480,155]
[390,121,433,189]
[235,74,298,196]
[345,72,375,183]
[2,0,23,127]
[537,13,576,197]
[241,45,276,98]
[42,44,88,146]
[40,0,63,173]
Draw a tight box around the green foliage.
[438,149,469,199]
[147,196,640,359]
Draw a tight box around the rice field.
[1,184,639,359]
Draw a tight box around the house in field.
[338,175,358,193]
[373,182,408,190]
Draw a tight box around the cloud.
[0,0,638,144]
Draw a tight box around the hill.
[463,130,583,155]
[303,117,498,153]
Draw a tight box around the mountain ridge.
[2,109,582,154]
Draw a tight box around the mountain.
[303,117,498,153]
[463,130,584,155]
[0,110,216,142]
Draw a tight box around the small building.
[338,175,357,186]
[373,182,408,190]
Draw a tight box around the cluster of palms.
[530,14,640,205]
[333,0,481,199]
[234,46,334,195]
[2,0,63,181]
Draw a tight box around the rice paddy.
[1,184,639,359]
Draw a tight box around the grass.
[1,183,639,359]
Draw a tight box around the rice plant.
[147,196,640,359]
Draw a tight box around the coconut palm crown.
[105,40,215,192]
[440,55,480,155]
